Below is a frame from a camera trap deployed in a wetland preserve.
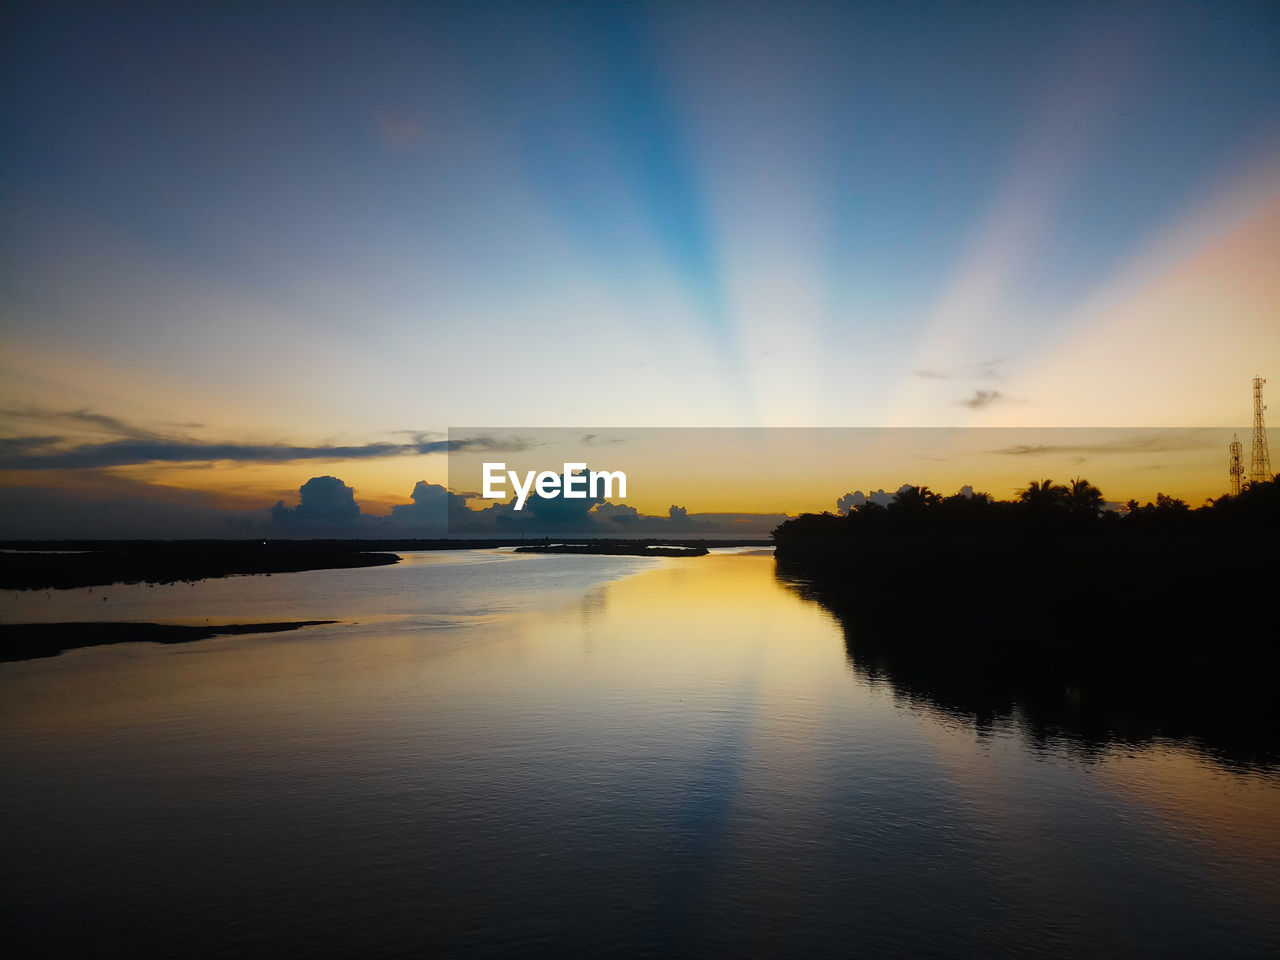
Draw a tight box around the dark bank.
[773,476,1280,767]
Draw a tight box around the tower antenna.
[1228,434,1244,495]
[1249,376,1271,485]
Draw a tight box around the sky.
[1,1,1278,536]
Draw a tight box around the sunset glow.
[2,3,1277,535]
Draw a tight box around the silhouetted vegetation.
[773,476,1280,768]
[0,541,401,590]
[775,474,1278,548]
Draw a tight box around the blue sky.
[1,1,1278,527]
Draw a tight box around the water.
[2,550,1277,957]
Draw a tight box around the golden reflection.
[2,548,1274,915]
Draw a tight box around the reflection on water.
[1,551,1277,957]
[774,563,1280,770]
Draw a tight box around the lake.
[2,550,1277,957]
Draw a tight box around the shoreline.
[0,620,338,662]
[0,538,766,590]
[0,544,401,591]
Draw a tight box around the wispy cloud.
[912,355,1012,382]
[959,389,1006,409]
[0,431,536,470]
[988,435,1214,456]
[0,436,62,457]
[0,406,169,441]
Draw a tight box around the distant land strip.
[0,539,771,589]
[0,543,401,590]
[514,543,710,556]
[0,620,338,662]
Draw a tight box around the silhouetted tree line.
[772,475,1280,769]
[774,474,1279,543]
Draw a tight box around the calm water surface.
[2,550,1277,957]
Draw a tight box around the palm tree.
[1065,477,1105,518]
[1155,492,1188,513]
[891,484,940,511]
[1018,478,1068,511]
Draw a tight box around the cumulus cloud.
[426,482,784,537]
[502,467,605,526]
[836,487,903,514]
[836,491,864,514]
[592,501,640,524]
[271,476,360,522]
[387,481,471,532]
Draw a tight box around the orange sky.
[2,5,1277,534]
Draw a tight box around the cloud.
[413,475,786,537]
[0,436,61,456]
[0,468,793,539]
[387,481,471,532]
[973,355,1013,377]
[502,467,605,526]
[0,430,536,469]
[271,476,360,522]
[836,492,863,514]
[988,434,1214,456]
[592,501,640,524]
[911,355,1012,381]
[836,487,905,514]
[959,389,1006,409]
[421,434,540,455]
[1,439,413,470]
[0,406,169,440]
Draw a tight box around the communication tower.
[1228,434,1244,496]
[1249,376,1271,484]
